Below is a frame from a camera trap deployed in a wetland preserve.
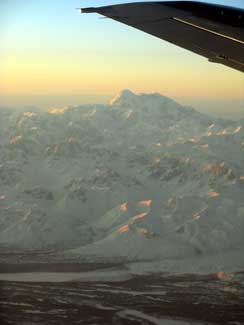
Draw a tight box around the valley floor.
[0,267,244,324]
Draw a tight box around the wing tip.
[80,7,97,13]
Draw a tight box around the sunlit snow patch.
[217,129,229,136]
[139,200,152,207]
[199,144,209,149]
[48,108,68,114]
[234,126,242,133]
[209,191,220,198]
[23,112,37,117]
[120,202,128,212]
[68,137,77,144]
[10,135,22,145]
[132,212,148,221]
[118,224,130,234]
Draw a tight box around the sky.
[0,0,244,111]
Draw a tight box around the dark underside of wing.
[82,1,244,73]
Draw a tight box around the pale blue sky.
[1,0,243,56]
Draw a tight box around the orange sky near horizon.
[1,52,244,99]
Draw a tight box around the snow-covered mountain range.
[1,90,244,273]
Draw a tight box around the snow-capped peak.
[109,89,136,106]
[109,89,182,112]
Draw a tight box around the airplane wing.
[81,1,244,73]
